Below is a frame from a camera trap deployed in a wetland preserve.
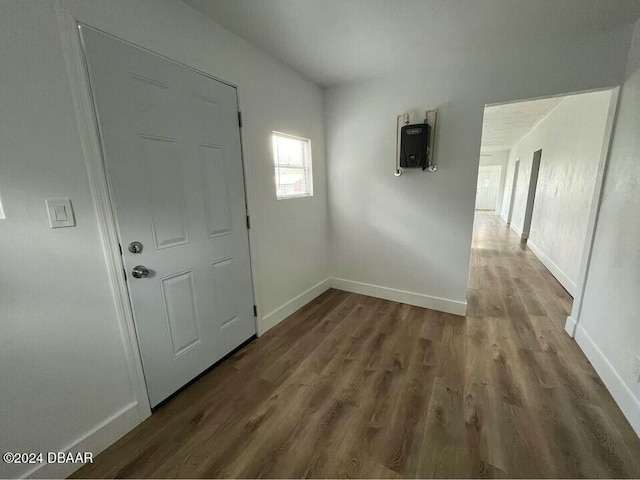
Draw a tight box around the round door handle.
[132,265,151,279]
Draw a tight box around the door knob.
[132,265,151,278]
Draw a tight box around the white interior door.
[81,27,256,407]
[475,166,501,211]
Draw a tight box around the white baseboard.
[330,278,467,316]
[25,402,141,479]
[258,278,332,335]
[573,325,640,438]
[527,240,576,296]
[510,222,524,238]
[564,315,578,337]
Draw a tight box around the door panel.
[475,167,501,211]
[131,74,171,114]
[212,257,240,327]
[200,145,232,237]
[162,270,202,356]
[81,27,255,406]
[142,136,190,249]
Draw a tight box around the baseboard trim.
[573,325,640,438]
[564,315,578,337]
[527,240,577,296]
[330,278,467,316]
[258,278,332,335]
[25,402,140,479]
[510,222,524,238]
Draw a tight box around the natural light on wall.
[272,131,313,199]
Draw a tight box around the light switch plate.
[45,198,75,228]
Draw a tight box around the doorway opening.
[468,88,618,329]
[475,165,502,213]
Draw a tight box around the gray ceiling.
[183,0,640,87]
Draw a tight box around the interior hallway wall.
[0,1,329,477]
[572,17,640,437]
[325,25,633,313]
[505,90,613,295]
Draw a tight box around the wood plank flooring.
[73,213,640,478]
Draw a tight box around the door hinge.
[253,305,257,317]
[118,243,123,255]
[238,111,243,128]
[246,215,251,229]
[123,268,127,281]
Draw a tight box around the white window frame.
[272,131,313,200]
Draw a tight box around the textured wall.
[575,18,640,436]
[506,90,613,293]
[326,25,632,309]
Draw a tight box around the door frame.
[483,87,620,339]
[476,165,502,212]
[520,149,542,240]
[56,9,259,420]
[506,159,520,225]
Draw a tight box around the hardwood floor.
[73,213,640,478]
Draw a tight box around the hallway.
[468,212,573,326]
[467,212,640,476]
[73,214,640,478]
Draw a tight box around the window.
[272,132,313,199]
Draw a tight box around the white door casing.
[81,27,256,407]
[475,166,501,211]
[507,159,520,224]
[522,149,543,239]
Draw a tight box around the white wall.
[1,2,638,478]
[504,90,613,295]
[571,18,640,437]
[0,1,329,477]
[325,24,633,314]
[478,150,509,214]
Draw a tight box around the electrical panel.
[400,123,431,169]
[394,109,438,176]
